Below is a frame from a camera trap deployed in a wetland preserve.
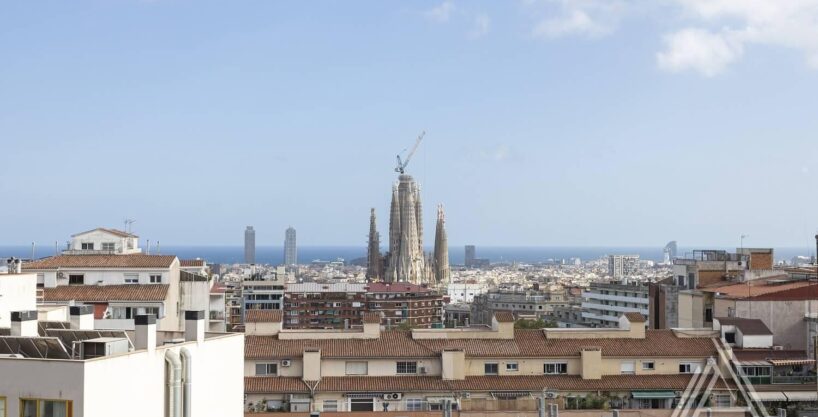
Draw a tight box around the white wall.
[0,273,37,327]
[0,358,86,416]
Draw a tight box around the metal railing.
[771,375,816,384]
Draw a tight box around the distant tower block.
[366,208,382,282]
[244,226,256,264]
[465,245,476,268]
[284,226,297,266]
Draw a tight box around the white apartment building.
[608,255,640,279]
[581,282,649,328]
[0,262,36,328]
[446,281,488,304]
[0,268,244,417]
[64,227,142,255]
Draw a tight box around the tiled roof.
[246,375,714,394]
[43,284,169,302]
[245,329,717,360]
[245,377,309,394]
[23,255,177,270]
[733,349,809,361]
[715,317,772,336]
[72,227,137,238]
[180,259,205,267]
[365,282,432,293]
[701,280,811,300]
[494,311,515,323]
[246,310,283,323]
[623,312,646,323]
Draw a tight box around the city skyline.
[3,1,818,247]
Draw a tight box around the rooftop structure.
[244,226,255,264]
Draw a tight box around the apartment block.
[581,282,649,328]
[366,282,443,329]
[284,283,367,329]
[470,288,567,325]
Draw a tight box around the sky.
[1,1,818,248]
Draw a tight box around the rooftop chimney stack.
[134,314,157,352]
[69,305,94,330]
[6,257,22,274]
[185,310,205,343]
[11,311,38,337]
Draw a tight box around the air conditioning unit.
[57,272,66,279]
[281,360,292,367]
[383,393,402,401]
[463,393,471,399]
[544,392,557,399]
[419,366,427,374]
[773,345,784,351]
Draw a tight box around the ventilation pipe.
[181,347,192,417]
[165,350,182,417]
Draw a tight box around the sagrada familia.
[366,173,450,286]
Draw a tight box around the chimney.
[11,311,38,337]
[302,348,322,381]
[362,312,381,338]
[69,305,94,330]
[6,257,22,274]
[185,310,205,343]
[134,314,157,352]
[441,348,465,380]
[580,347,602,380]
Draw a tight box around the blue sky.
[2,1,818,247]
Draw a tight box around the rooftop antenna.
[124,218,136,234]
[395,131,425,174]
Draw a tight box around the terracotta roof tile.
[43,284,169,302]
[245,377,310,394]
[246,375,714,394]
[715,317,772,336]
[24,255,177,270]
[246,310,283,323]
[180,259,205,267]
[701,280,811,300]
[623,312,646,323]
[245,330,716,360]
[733,349,809,361]
[494,311,515,323]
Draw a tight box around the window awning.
[345,393,382,399]
[739,361,772,367]
[750,392,788,402]
[782,392,818,402]
[632,391,677,399]
[426,397,456,404]
[769,359,815,366]
[491,392,532,399]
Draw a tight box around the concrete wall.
[35,269,170,287]
[0,358,86,416]
[0,273,36,327]
[732,299,818,350]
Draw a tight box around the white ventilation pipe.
[165,350,182,417]
[181,347,192,417]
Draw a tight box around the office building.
[244,226,255,264]
[284,226,297,266]
[607,255,639,279]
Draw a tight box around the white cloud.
[425,1,456,23]
[469,13,491,38]
[657,29,744,76]
[529,0,629,39]
[657,0,818,75]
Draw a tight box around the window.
[149,274,162,283]
[544,362,568,375]
[111,306,159,320]
[642,361,655,370]
[397,361,417,374]
[713,394,731,408]
[0,397,4,417]
[345,361,368,375]
[322,400,338,412]
[20,399,71,417]
[81,243,94,250]
[679,362,702,374]
[724,332,736,344]
[68,274,84,285]
[255,363,278,376]
[484,363,499,375]
[406,399,424,411]
[124,273,139,284]
[506,362,519,372]
[620,361,635,374]
[705,307,713,323]
[101,242,115,251]
[349,398,373,412]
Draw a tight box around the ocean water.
[0,245,813,265]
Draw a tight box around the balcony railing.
[209,311,225,321]
[771,375,817,384]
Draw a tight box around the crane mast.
[395,131,426,174]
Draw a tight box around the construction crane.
[395,131,425,174]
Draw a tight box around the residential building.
[284,226,297,266]
[245,226,256,264]
[446,281,488,304]
[581,282,649,328]
[0,261,36,328]
[366,282,443,329]
[443,303,470,327]
[283,283,367,329]
[63,227,141,255]
[471,288,567,325]
[241,266,286,322]
[243,311,733,413]
[608,255,639,279]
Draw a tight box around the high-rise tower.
[385,174,426,284]
[284,226,297,265]
[432,204,450,285]
[244,226,256,264]
[366,208,382,281]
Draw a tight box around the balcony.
[209,311,225,321]
[771,375,817,384]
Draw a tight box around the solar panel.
[44,329,133,350]
[38,321,71,336]
[0,336,71,359]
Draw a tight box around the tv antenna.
[124,218,136,234]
